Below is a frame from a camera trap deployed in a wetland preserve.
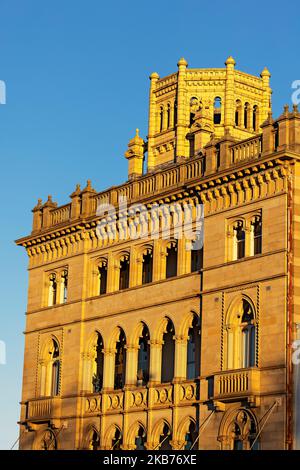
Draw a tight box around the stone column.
[176,58,188,159]
[125,344,139,387]
[174,335,189,381]
[149,340,163,384]
[224,56,236,133]
[102,348,116,390]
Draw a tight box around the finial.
[225,56,236,66]
[76,183,81,191]
[37,198,42,206]
[293,104,299,113]
[87,180,91,189]
[136,128,139,136]
[261,67,271,78]
[283,104,289,116]
[47,195,52,202]
[150,72,159,80]
[177,57,188,68]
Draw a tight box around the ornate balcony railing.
[26,397,61,420]
[210,368,261,401]
[231,135,262,164]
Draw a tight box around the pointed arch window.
[161,320,175,383]
[135,426,146,450]
[119,254,130,290]
[251,216,262,255]
[142,249,153,284]
[111,428,122,450]
[187,316,201,379]
[233,221,245,260]
[40,338,61,397]
[48,273,57,306]
[114,329,126,390]
[159,423,172,450]
[92,333,104,392]
[159,106,164,132]
[60,269,68,303]
[235,100,242,127]
[184,421,197,450]
[137,325,150,385]
[87,429,99,450]
[166,242,177,278]
[98,260,108,295]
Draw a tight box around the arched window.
[233,221,245,260]
[119,254,130,290]
[251,216,262,255]
[159,423,172,450]
[161,320,175,383]
[142,250,153,284]
[159,106,164,132]
[87,428,99,450]
[135,426,147,450]
[214,97,222,125]
[187,316,201,379]
[244,103,250,129]
[253,105,259,132]
[137,325,150,385]
[111,427,122,450]
[184,421,197,450]
[36,429,57,450]
[166,242,177,278]
[227,410,259,450]
[40,338,61,397]
[226,299,256,370]
[48,273,57,306]
[235,100,242,127]
[114,329,126,389]
[167,103,171,129]
[60,269,68,303]
[241,303,256,368]
[92,333,104,393]
[98,260,107,295]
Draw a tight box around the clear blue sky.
[0,0,299,450]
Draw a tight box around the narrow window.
[137,325,150,385]
[159,423,172,450]
[244,103,250,129]
[111,428,122,450]
[114,330,126,389]
[241,301,256,368]
[167,103,171,129]
[184,422,197,450]
[191,247,203,272]
[274,122,279,150]
[135,427,146,450]
[253,105,258,132]
[159,106,164,132]
[119,257,129,290]
[61,269,68,303]
[51,340,60,396]
[88,430,99,451]
[142,251,153,284]
[187,317,201,379]
[92,334,104,392]
[161,320,175,383]
[166,243,177,278]
[235,100,242,127]
[234,224,245,260]
[253,217,262,255]
[99,264,107,295]
[49,273,57,306]
[214,97,222,125]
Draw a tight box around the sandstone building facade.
[16,57,300,450]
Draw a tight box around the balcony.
[209,368,260,403]
[26,396,61,421]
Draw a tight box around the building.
[16,57,300,450]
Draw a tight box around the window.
[111,428,122,450]
[233,222,245,260]
[159,423,172,450]
[142,251,153,284]
[167,103,171,129]
[135,426,146,450]
[184,422,197,450]
[252,216,262,255]
[137,325,150,385]
[191,247,203,272]
[161,320,175,383]
[225,299,256,370]
[114,329,126,389]
[92,333,104,392]
[98,263,107,295]
[253,105,259,132]
[244,103,250,129]
[48,273,57,306]
[226,410,258,450]
[214,97,222,125]
[87,429,99,451]
[166,242,177,278]
[119,256,130,290]
[60,269,68,303]
[40,338,61,397]
[187,316,201,379]
[159,106,164,132]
